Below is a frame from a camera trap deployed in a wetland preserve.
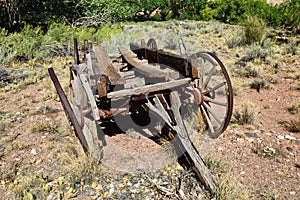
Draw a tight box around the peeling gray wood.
[74,64,101,120]
[107,78,190,99]
[119,46,180,80]
[146,91,216,193]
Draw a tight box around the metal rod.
[48,67,89,152]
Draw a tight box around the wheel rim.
[189,51,233,138]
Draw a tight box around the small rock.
[286,147,293,152]
[277,135,285,140]
[245,132,259,138]
[36,159,42,164]
[240,171,246,175]
[31,148,37,155]
[285,135,297,141]
[47,192,56,200]
[246,138,255,143]
[290,191,296,195]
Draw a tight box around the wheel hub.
[192,87,205,105]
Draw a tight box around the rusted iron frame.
[48,67,89,152]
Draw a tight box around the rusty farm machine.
[48,38,233,194]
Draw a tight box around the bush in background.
[242,15,267,45]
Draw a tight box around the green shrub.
[209,0,246,24]
[279,0,300,28]
[0,24,44,61]
[201,5,215,21]
[95,24,123,44]
[74,26,97,43]
[44,23,74,44]
[177,0,208,20]
[243,0,283,27]
[242,15,267,45]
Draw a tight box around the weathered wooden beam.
[119,46,180,80]
[130,43,198,79]
[145,91,217,194]
[107,78,191,99]
[169,92,216,193]
[74,64,101,120]
[93,45,110,73]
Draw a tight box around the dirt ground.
[208,69,300,198]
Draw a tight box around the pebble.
[285,135,297,141]
[246,138,255,143]
[245,132,258,138]
[286,147,293,152]
[290,191,296,195]
[277,135,285,140]
[31,148,37,155]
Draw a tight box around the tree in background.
[0,0,81,32]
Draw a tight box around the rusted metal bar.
[74,38,80,65]
[48,67,89,152]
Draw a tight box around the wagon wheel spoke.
[189,51,233,138]
[202,65,216,90]
[204,82,226,95]
[203,102,223,125]
[204,96,227,106]
[200,105,215,134]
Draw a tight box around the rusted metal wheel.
[189,52,233,138]
[147,38,158,49]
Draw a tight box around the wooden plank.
[124,77,145,89]
[94,45,110,73]
[119,46,180,80]
[130,43,198,79]
[107,78,191,99]
[74,64,101,121]
[145,91,216,194]
[103,64,122,85]
[169,92,216,193]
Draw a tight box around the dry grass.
[232,101,259,125]
[280,116,300,133]
[288,102,300,115]
[250,78,270,92]
[214,177,250,200]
